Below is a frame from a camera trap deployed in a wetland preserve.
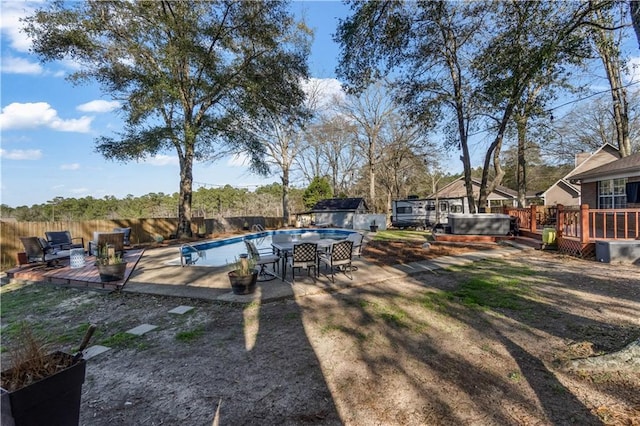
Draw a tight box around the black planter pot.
[97,263,126,282]
[370,225,379,232]
[228,271,258,295]
[2,351,86,426]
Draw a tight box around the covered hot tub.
[449,213,512,235]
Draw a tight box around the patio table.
[272,239,340,279]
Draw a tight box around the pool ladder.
[251,224,267,245]
[180,243,206,267]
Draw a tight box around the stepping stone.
[126,324,158,336]
[168,305,194,315]
[83,345,111,360]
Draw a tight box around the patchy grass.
[100,332,147,350]
[175,326,205,342]
[423,260,534,312]
[372,229,432,242]
[0,284,101,353]
[1,283,73,322]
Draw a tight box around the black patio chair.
[318,240,354,283]
[20,236,70,267]
[287,242,318,284]
[45,231,84,251]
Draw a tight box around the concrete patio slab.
[168,305,195,315]
[83,345,111,360]
[126,324,158,335]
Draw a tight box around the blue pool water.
[170,228,357,267]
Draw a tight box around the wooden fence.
[1,216,284,269]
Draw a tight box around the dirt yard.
[2,245,639,425]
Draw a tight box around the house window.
[397,206,412,214]
[598,178,627,208]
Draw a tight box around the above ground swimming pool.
[168,228,358,267]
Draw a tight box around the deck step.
[512,236,543,250]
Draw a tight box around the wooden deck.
[5,249,144,292]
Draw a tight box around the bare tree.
[337,82,397,212]
[549,89,640,161]
[376,114,436,212]
[590,5,633,157]
[301,115,361,196]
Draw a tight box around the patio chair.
[88,232,125,257]
[244,240,281,281]
[112,227,132,246]
[45,231,84,251]
[346,232,364,258]
[318,240,354,283]
[287,242,318,284]
[271,233,291,254]
[19,236,70,267]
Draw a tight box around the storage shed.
[309,198,369,229]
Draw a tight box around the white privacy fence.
[353,214,387,231]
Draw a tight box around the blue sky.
[0,1,351,207]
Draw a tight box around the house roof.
[427,177,517,200]
[569,152,640,183]
[563,143,621,179]
[541,178,581,198]
[311,197,367,212]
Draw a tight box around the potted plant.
[370,219,379,232]
[228,254,258,295]
[95,244,126,282]
[1,324,95,426]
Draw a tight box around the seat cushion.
[38,237,54,254]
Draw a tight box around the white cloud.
[77,100,120,113]
[61,163,80,170]
[69,187,89,194]
[0,102,93,132]
[301,77,346,112]
[49,116,93,132]
[1,55,43,74]
[0,148,42,160]
[144,155,179,166]
[0,2,36,52]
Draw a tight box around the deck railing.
[504,205,640,242]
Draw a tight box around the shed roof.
[311,197,367,212]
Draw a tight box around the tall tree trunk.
[631,1,640,48]
[515,112,527,207]
[369,136,376,212]
[594,10,631,157]
[479,104,512,211]
[178,159,193,237]
[282,170,290,226]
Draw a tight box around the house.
[427,177,518,212]
[309,197,369,229]
[568,151,640,209]
[541,144,621,206]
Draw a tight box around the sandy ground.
[2,246,639,425]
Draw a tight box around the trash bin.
[542,228,556,245]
